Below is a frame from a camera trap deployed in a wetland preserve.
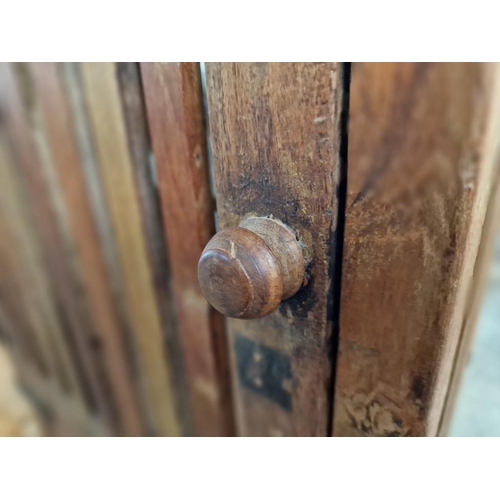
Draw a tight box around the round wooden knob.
[198,217,305,319]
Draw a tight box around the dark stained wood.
[0,63,115,427]
[80,62,179,436]
[205,63,346,436]
[141,62,233,436]
[30,62,145,437]
[199,217,305,319]
[333,63,500,436]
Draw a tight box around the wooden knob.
[198,217,306,319]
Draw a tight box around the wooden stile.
[205,63,347,436]
[333,63,500,436]
[80,62,179,436]
[141,62,233,436]
[115,62,192,435]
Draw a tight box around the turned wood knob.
[198,217,306,319]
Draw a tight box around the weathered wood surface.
[333,63,500,436]
[0,63,112,424]
[30,62,145,436]
[141,62,233,436]
[80,62,179,436]
[206,63,347,436]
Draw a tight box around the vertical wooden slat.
[60,63,128,308]
[205,63,346,436]
[30,62,144,437]
[116,62,192,435]
[141,62,233,436]
[333,63,500,436]
[0,63,111,422]
[80,62,179,436]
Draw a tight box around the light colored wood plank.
[81,62,179,436]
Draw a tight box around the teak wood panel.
[80,62,179,436]
[30,62,145,437]
[141,62,233,436]
[206,63,347,436]
[333,63,500,436]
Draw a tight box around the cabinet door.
[204,63,348,436]
[203,62,500,437]
[1,62,499,437]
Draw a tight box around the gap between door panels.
[327,62,351,437]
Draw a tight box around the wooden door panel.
[333,63,500,436]
[205,63,348,436]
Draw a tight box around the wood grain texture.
[30,62,144,437]
[0,63,112,422]
[206,63,346,436]
[333,63,500,436]
[141,62,233,436]
[81,62,179,436]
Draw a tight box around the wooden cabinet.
[0,62,498,436]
